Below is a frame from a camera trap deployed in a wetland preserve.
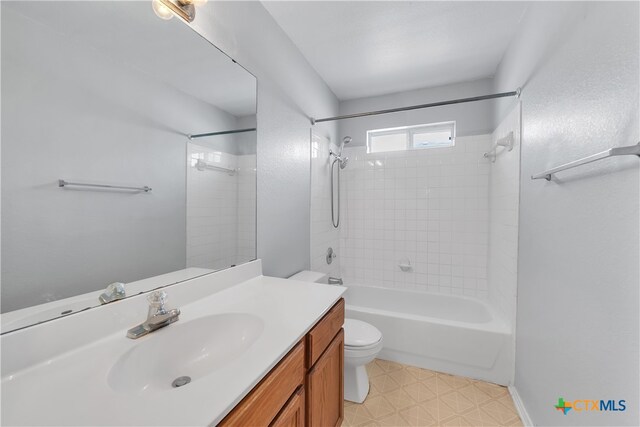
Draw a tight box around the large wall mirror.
[1,1,257,333]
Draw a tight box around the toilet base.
[344,364,370,403]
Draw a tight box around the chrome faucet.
[126,290,180,339]
[99,282,126,304]
[328,277,344,285]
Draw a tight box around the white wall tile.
[487,103,521,328]
[186,144,256,270]
[337,135,493,298]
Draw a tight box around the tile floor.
[342,359,523,427]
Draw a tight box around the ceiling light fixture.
[152,0,207,22]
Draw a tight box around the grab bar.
[58,179,151,192]
[531,142,640,181]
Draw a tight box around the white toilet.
[288,271,383,403]
[343,318,383,402]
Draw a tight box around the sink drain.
[172,376,191,388]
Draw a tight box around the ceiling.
[263,1,529,101]
[7,1,257,117]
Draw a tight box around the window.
[366,121,456,154]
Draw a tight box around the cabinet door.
[219,342,305,427]
[306,329,344,427]
[270,387,305,427]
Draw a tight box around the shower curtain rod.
[188,127,257,139]
[310,88,521,125]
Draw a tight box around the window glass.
[367,121,455,153]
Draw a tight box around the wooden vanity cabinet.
[271,386,305,427]
[218,298,344,427]
[306,329,344,427]
[305,299,345,427]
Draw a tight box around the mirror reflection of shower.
[330,136,351,228]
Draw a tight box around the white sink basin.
[108,313,264,393]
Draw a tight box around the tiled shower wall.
[186,143,256,269]
[488,104,520,324]
[338,135,493,298]
[310,133,341,277]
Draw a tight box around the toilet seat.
[344,318,382,348]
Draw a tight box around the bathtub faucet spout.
[328,277,344,285]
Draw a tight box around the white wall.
[337,136,492,297]
[338,78,495,147]
[1,6,234,312]
[189,1,339,278]
[495,2,639,425]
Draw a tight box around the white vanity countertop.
[1,267,345,426]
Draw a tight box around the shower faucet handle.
[326,247,337,264]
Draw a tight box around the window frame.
[366,121,456,154]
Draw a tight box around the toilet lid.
[344,319,382,347]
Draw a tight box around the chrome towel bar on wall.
[531,142,640,181]
[58,179,152,192]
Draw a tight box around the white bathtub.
[338,283,512,385]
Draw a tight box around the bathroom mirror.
[1,1,257,333]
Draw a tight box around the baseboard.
[509,385,533,426]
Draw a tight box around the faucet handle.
[147,290,168,316]
[99,282,126,304]
[147,290,167,306]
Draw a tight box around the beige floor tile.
[370,373,401,394]
[403,382,437,403]
[389,368,420,386]
[457,384,494,406]
[384,387,418,410]
[479,400,520,425]
[473,381,509,399]
[440,390,477,414]
[367,361,387,378]
[496,393,519,413]
[344,403,375,426]
[399,404,439,426]
[362,395,396,419]
[457,407,497,426]
[439,414,479,426]
[421,396,459,422]
[378,412,411,426]
[376,359,405,373]
[406,366,437,381]
[343,359,522,427]
[437,373,473,390]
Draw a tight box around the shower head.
[337,135,352,157]
[340,156,349,169]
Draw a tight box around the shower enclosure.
[309,102,521,385]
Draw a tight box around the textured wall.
[495,2,639,425]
